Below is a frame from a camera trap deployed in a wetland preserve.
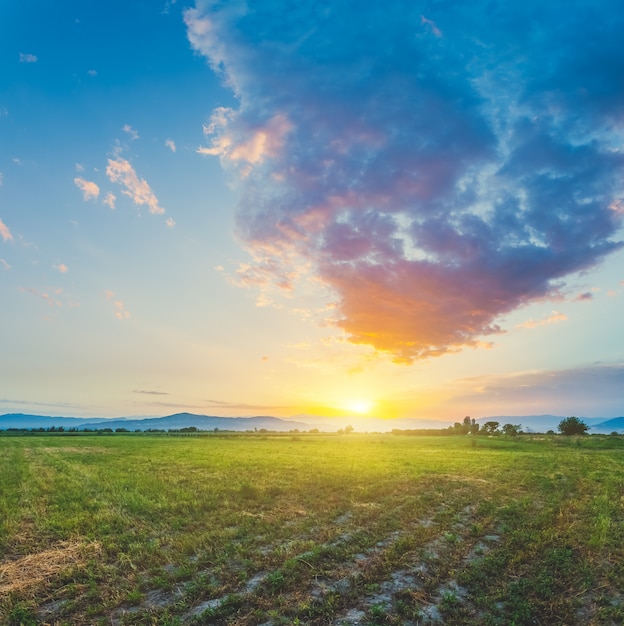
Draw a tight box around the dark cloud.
[187,0,624,362]
[449,363,624,418]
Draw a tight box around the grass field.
[1,432,623,625]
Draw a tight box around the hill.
[86,413,311,432]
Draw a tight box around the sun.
[344,399,374,415]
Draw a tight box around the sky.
[1,0,624,423]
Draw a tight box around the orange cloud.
[516,310,567,329]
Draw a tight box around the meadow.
[1,432,623,625]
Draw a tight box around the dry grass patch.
[0,540,101,595]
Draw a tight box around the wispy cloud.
[103,192,116,209]
[0,218,13,242]
[122,124,139,140]
[19,53,37,63]
[54,263,69,274]
[165,138,176,152]
[133,390,169,396]
[74,177,100,201]
[18,286,64,308]
[204,399,293,411]
[186,1,624,364]
[0,258,10,270]
[104,289,130,319]
[447,363,624,418]
[165,217,176,228]
[574,292,594,302]
[106,158,165,215]
[516,310,567,329]
[421,15,442,38]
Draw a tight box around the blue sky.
[1,0,623,421]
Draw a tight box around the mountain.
[592,417,624,433]
[2,412,622,433]
[84,413,311,432]
[0,414,116,429]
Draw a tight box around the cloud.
[187,1,624,363]
[165,217,176,228]
[104,289,130,319]
[18,286,64,308]
[106,158,165,215]
[421,15,442,38]
[122,124,140,140]
[19,53,37,63]
[574,292,594,302]
[133,389,169,396]
[0,218,13,242]
[516,310,567,329]
[103,192,116,209]
[448,363,624,418]
[87,69,97,77]
[74,177,100,201]
[54,263,69,274]
[0,258,10,270]
[165,138,176,152]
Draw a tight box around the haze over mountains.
[1,412,623,433]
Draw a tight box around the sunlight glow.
[344,399,374,415]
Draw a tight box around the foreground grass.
[1,433,623,625]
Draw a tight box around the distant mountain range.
[1,412,623,433]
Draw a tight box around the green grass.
[1,432,623,624]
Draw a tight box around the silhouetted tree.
[558,416,588,435]
[482,421,500,435]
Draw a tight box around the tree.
[558,416,588,436]
[481,421,500,435]
[502,423,521,437]
[344,424,354,435]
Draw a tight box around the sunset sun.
[344,400,374,415]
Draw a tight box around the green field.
[1,432,623,625]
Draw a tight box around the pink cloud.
[106,158,165,215]
[103,192,116,209]
[104,289,130,319]
[54,263,69,274]
[421,15,442,37]
[74,177,100,201]
[0,218,13,242]
[18,286,63,308]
